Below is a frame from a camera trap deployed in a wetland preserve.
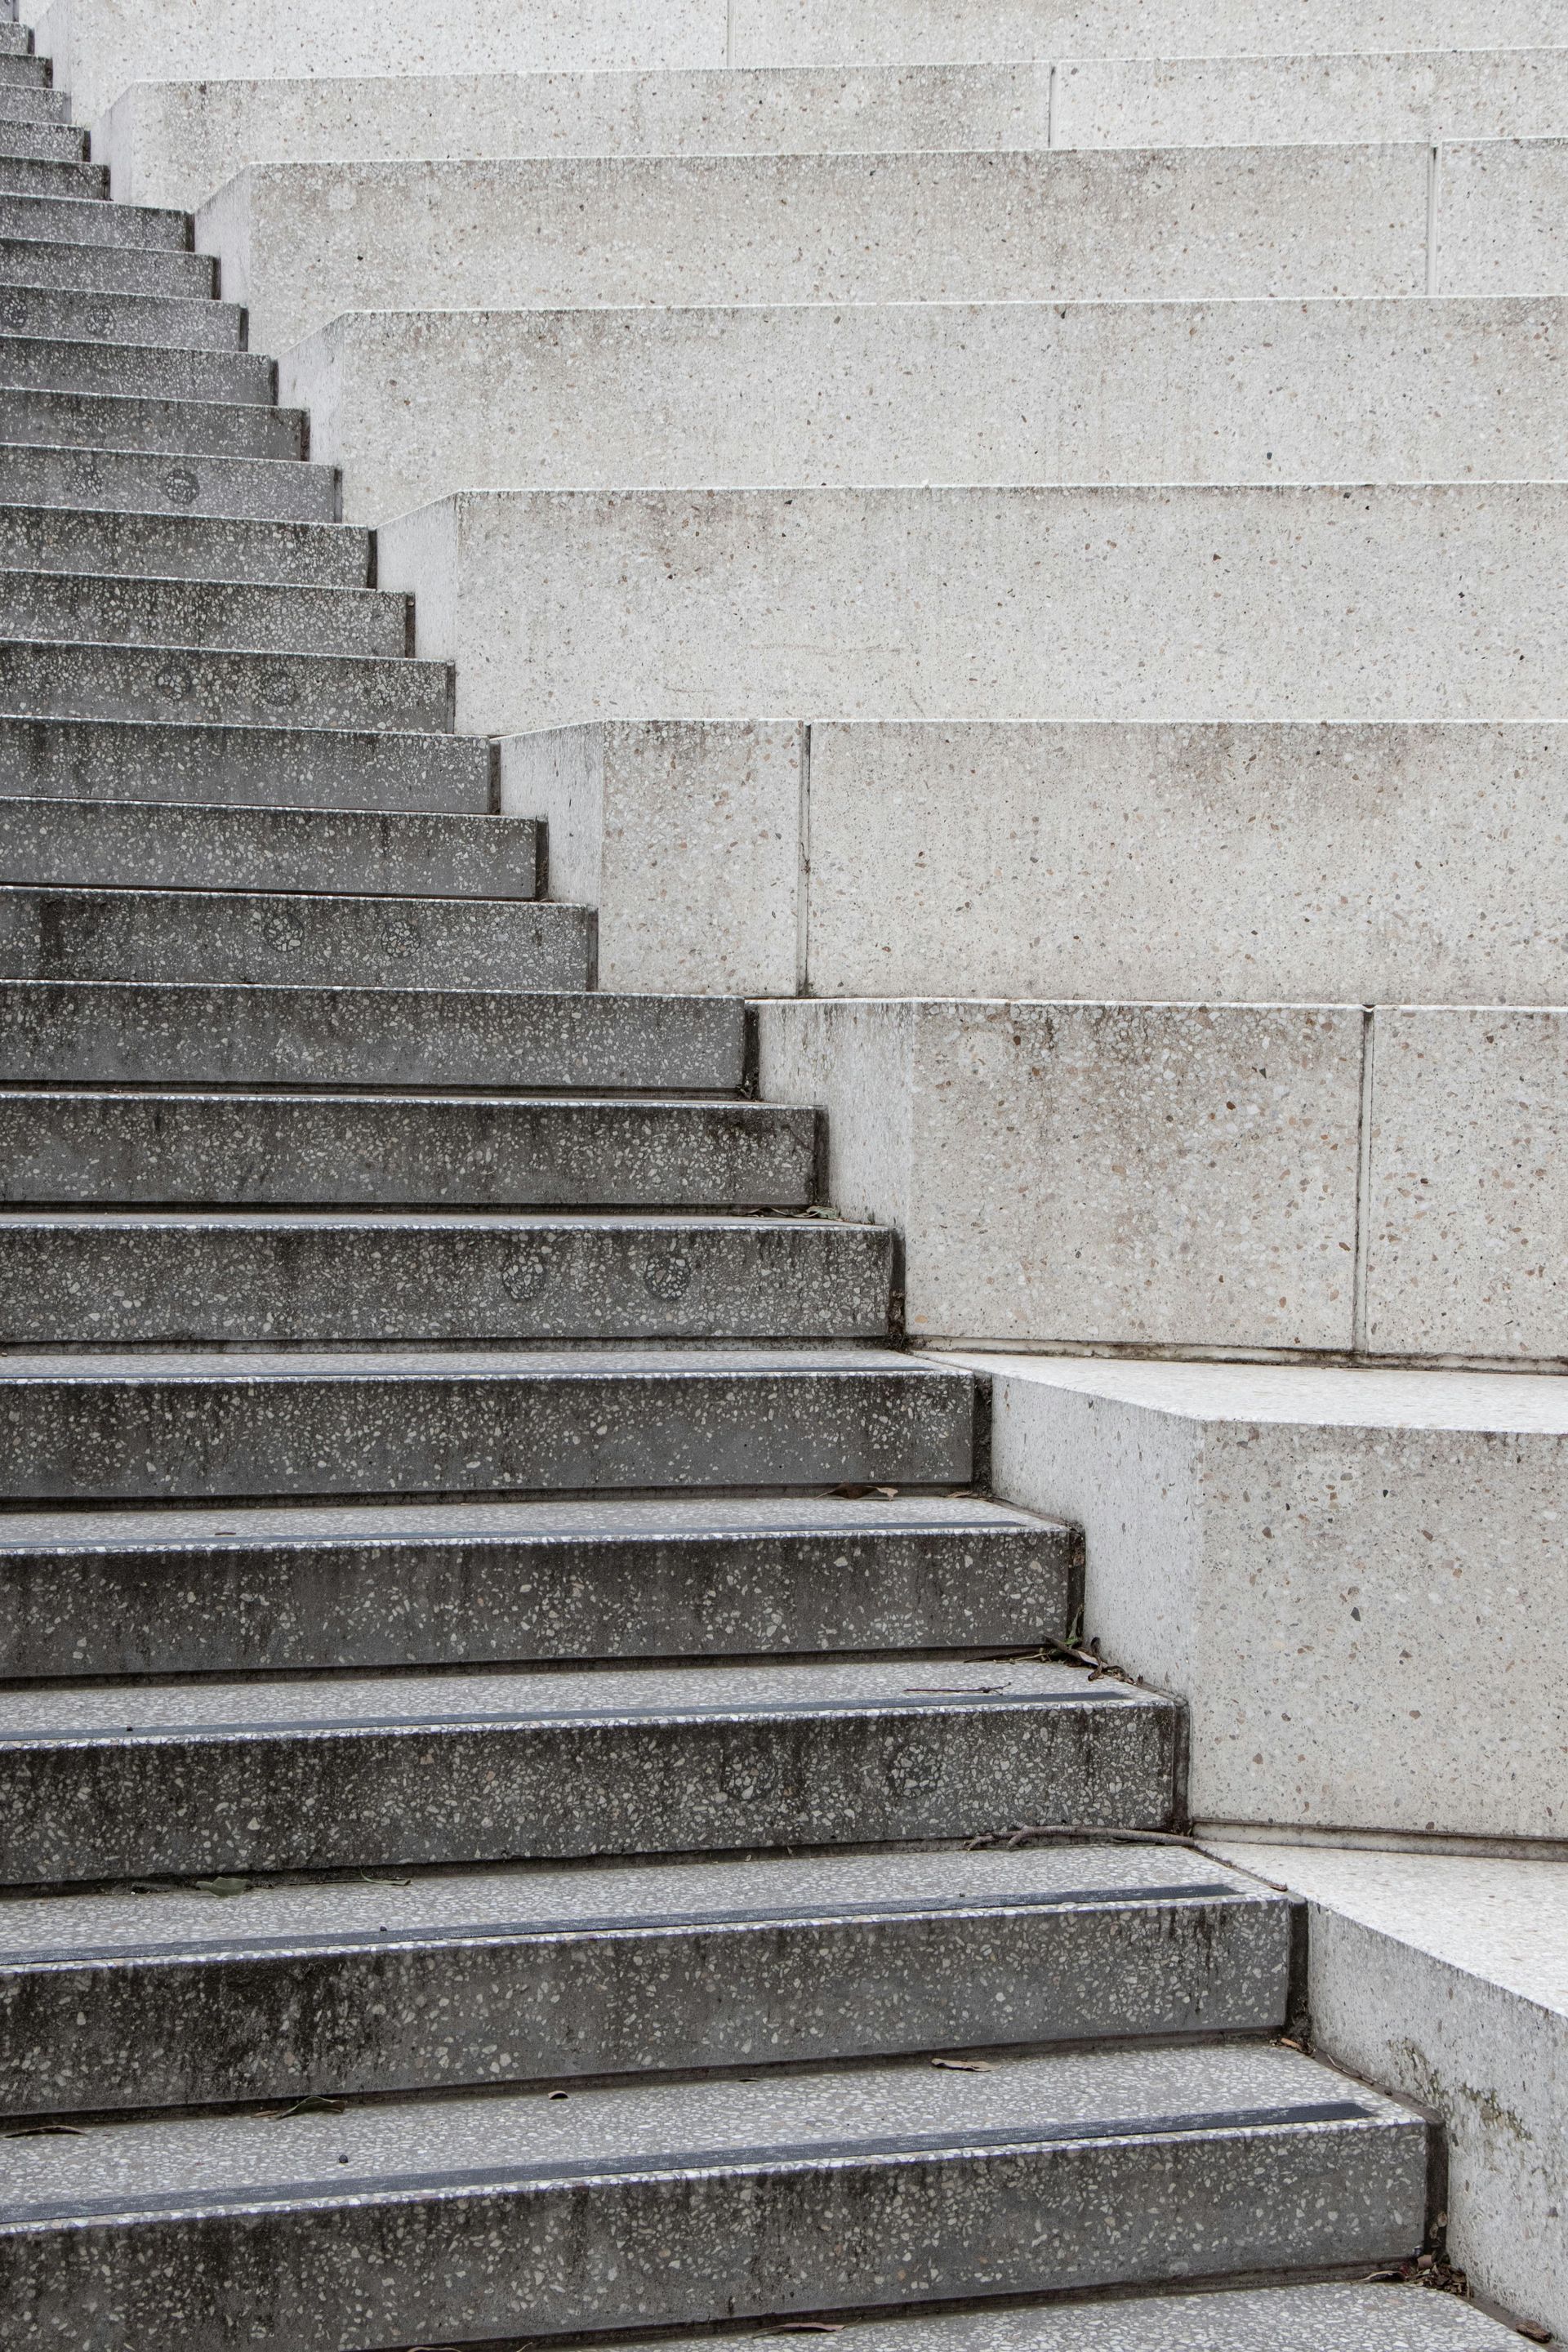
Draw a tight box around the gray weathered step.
[0,190,186,250]
[0,126,91,171]
[0,503,368,586]
[0,795,538,897]
[0,639,448,729]
[0,234,212,297]
[0,713,486,808]
[0,982,745,1089]
[0,50,46,86]
[612,2287,1527,2352]
[0,1845,1283,2115]
[0,158,105,201]
[0,334,272,403]
[0,1209,888,1343]
[0,441,336,520]
[0,885,586,987]
[0,84,69,126]
[0,28,35,59]
[0,1650,1161,1881]
[0,570,402,653]
[0,1343,971,1507]
[0,1492,1067,1677]
[0,2042,1426,2352]
[0,1091,815,1209]
[0,283,243,350]
[0,386,303,456]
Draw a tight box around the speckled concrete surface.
[0,1089,815,1207]
[0,1490,1066,1673]
[0,2043,1425,2350]
[0,1209,891,1343]
[0,231,207,298]
[0,439,332,523]
[0,715,491,810]
[0,186,183,247]
[619,2285,1526,2349]
[0,569,403,655]
[3,384,305,459]
[0,886,589,989]
[0,280,242,349]
[0,979,747,1089]
[0,499,368,586]
[0,638,448,730]
[0,1340,975,1503]
[0,1844,1287,2110]
[0,333,270,402]
[0,797,540,898]
[0,1653,1174,1880]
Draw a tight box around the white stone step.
[201,143,1451,356]
[377,480,1568,737]
[291,293,1568,527]
[1202,1840,1568,2345]
[502,716,1568,1006]
[940,1354,1568,1844]
[100,49,1568,214]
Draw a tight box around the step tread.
[0,191,188,248]
[0,506,371,590]
[0,1842,1273,1961]
[0,335,272,400]
[0,2040,1416,2218]
[608,2287,1526,2350]
[0,1340,960,1390]
[0,715,488,811]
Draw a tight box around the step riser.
[0,56,47,87]
[0,718,488,809]
[0,285,242,350]
[0,127,87,166]
[0,389,303,457]
[0,194,188,250]
[0,575,403,654]
[0,337,273,403]
[0,445,336,522]
[0,1895,1288,2114]
[0,86,68,124]
[0,1221,887,1343]
[0,2116,1426,2352]
[0,506,368,588]
[0,1517,1067,1677]
[0,238,211,297]
[0,986,747,1091]
[0,1697,1165,1881]
[0,799,539,898]
[0,161,105,200]
[0,1097,816,1210]
[0,1361,971,1504]
[0,643,449,731]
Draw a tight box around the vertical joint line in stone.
[795,720,813,996]
[1352,1005,1376,1355]
[1047,63,1058,151]
[1426,143,1442,296]
[725,0,735,69]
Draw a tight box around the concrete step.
[0,232,212,299]
[0,795,539,897]
[0,123,91,170]
[0,84,69,127]
[0,639,451,730]
[0,156,105,201]
[0,501,368,586]
[0,885,586,987]
[382,481,1568,737]
[297,294,1568,525]
[0,1209,889,1343]
[0,1648,1161,1879]
[0,60,47,92]
[203,142,1439,355]
[0,26,32,58]
[0,385,304,456]
[0,1342,974,1509]
[571,2289,1531,2352]
[0,1089,817,1209]
[0,440,337,521]
[0,981,748,1090]
[0,2042,1423,2350]
[0,570,403,654]
[0,189,187,250]
[0,1491,1067,1677]
[0,333,272,403]
[0,714,488,809]
[0,282,243,350]
[0,1844,1281,2114]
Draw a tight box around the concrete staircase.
[0,14,1534,2352]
